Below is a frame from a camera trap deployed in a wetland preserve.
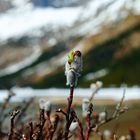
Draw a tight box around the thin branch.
[29,121,33,140]
[8,108,20,140]
[71,110,84,140]
[36,109,46,140]
[64,86,74,140]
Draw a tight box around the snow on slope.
[0,2,81,42]
[0,0,140,42]
[0,87,140,102]
[0,0,140,78]
[0,45,42,77]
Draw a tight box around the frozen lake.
[0,87,140,102]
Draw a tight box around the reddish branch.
[91,91,128,139]
[49,115,59,140]
[71,110,84,140]
[46,111,51,140]
[64,86,74,140]
[36,109,46,140]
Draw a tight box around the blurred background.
[0,0,140,89]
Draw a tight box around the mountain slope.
[0,0,140,88]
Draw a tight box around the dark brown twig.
[29,121,33,140]
[46,111,51,140]
[8,108,20,140]
[16,98,34,124]
[85,103,93,140]
[0,90,15,131]
[36,109,46,140]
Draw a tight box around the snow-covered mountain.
[0,0,140,88]
[0,0,140,42]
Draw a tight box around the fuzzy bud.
[103,130,111,139]
[39,99,51,113]
[126,135,131,140]
[90,81,103,90]
[65,50,82,87]
[119,136,126,140]
[69,121,78,134]
[66,69,77,87]
[39,98,46,109]
[44,101,51,113]
[82,98,90,117]
[98,111,107,122]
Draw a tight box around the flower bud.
[98,111,107,122]
[126,135,131,140]
[103,130,111,139]
[65,50,82,87]
[69,121,78,134]
[66,69,77,87]
[39,98,46,109]
[119,136,126,140]
[44,101,51,113]
[96,81,103,88]
[39,99,51,113]
[90,81,103,90]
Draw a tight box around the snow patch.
[0,46,42,77]
[0,87,140,102]
[84,69,109,81]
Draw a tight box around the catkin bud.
[69,121,78,134]
[65,50,82,87]
[119,136,126,140]
[103,130,111,139]
[44,101,51,113]
[90,81,103,90]
[98,111,107,122]
[66,69,77,87]
[39,98,46,109]
[96,81,103,89]
[39,99,51,113]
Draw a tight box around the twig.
[0,90,15,131]
[46,111,51,140]
[36,109,46,140]
[56,109,67,117]
[49,114,59,140]
[29,121,33,140]
[85,103,93,140]
[16,98,34,124]
[89,88,99,102]
[71,110,84,140]
[92,91,128,134]
[8,108,20,140]
[64,86,74,140]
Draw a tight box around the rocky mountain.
[0,0,140,88]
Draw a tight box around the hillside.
[0,0,140,88]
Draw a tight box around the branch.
[29,121,33,140]
[64,86,74,140]
[36,109,46,140]
[71,110,84,140]
[8,108,20,140]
